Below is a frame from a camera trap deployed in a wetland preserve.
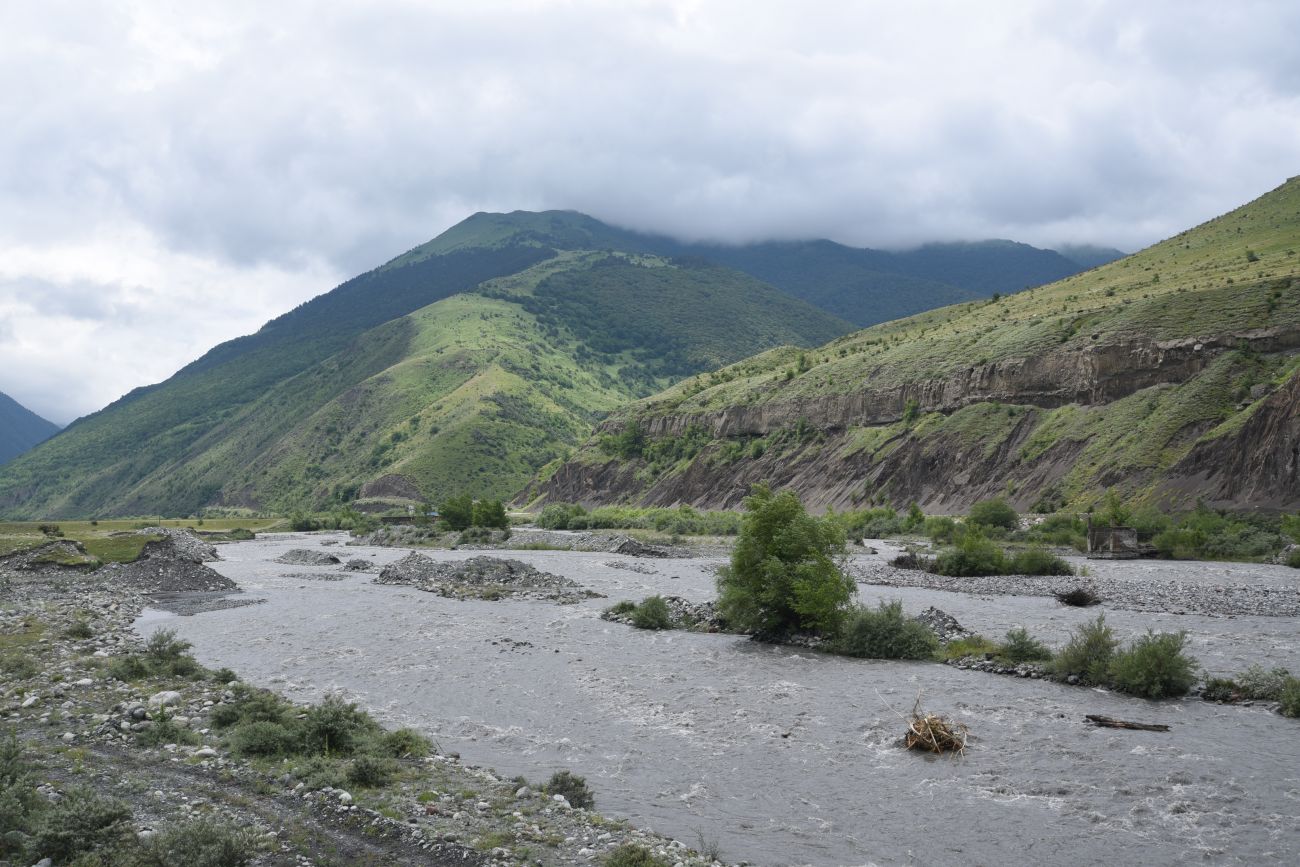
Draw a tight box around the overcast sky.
[2,1,1298,424]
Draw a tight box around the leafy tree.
[472,498,509,530]
[599,421,646,459]
[440,494,474,531]
[716,483,854,637]
[968,498,1019,531]
[1098,489,1132,528]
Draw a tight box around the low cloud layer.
[2,1,1298,421]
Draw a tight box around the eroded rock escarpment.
[535,325,1300,513]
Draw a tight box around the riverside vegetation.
[601,484,1300,716]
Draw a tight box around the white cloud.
[1,0,1298,419]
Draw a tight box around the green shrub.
[1000,627,1053,663]
[1235,664,1292,700]
[942,635,1001,660]
[346,754,397,788]
[544,770,594,809]
[1279,678,1300,718]
[107,654,150,682]
[378,728,430,758]
[294,756,347,790]
[212,687,292,729]
[1008,548,1074,576]
[0,653,39,680]
[130,817,257,867]
[716,483,854,638]
[64,620,95,639]
[440,494,475,531]
[1108,631,1197,699]
[1201,677,1243,703]
[29,787,133,863]
[145,629,192,667]
[1,730,42,859]
[537,503,587,530]
[605,844,671,867]
[471,499,509,530]
[288,512,321,532]
[1287,549,1300,569]
[231,721,296,757]
[300,695,376,756]
[923,516,959,544]
[832,600,938,660]
[930,532,1008,576]
[1051,614,1119,686]
[605,600,637,616]
[138,713,200,747]
[968,498,1020,531]
[631,596,673,630]
[210,667,238,684]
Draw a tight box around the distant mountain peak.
[0,391,60,466]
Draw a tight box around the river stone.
[148,690,183,709]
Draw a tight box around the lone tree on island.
[716,483,854,638]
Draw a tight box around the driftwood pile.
[902,697,969,754]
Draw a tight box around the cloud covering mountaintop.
[2,1,1298,422]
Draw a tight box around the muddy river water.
[138,533,1300,866]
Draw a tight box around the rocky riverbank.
[852,559,1300,617]
[0,536,730,867]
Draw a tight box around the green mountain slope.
[0,246,849,517]
[0,392,60,466]
[535,178,1300,514]
[395,210,1115,328]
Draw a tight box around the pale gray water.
[139,533,1300,866]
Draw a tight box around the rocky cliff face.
[535,326,1300,514]
[629,324,1300,440]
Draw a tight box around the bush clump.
[968,498,1020,532]
[1051,614,1119,686]
[378,728,430,758]
[1000,627,1053,664]
[605,844,671,867]
[231,721,297,757]
[300,694,378,757]
[929,532,1008,576]
[1008,548,1074,576]
[1108,631,1197,699]
[941,634,1002,660]
[0,653,39,680]
[716,483,854,638]
[346,754,397,788]
[131,817,257,867]
[137,711,201,747]
[544,770,594,809]
[630,595,673,630]
[1279,678,1300,718]
[832,600,938,660]
[1235,664,1292,700]
[29,787,133,863]
[64,620,95,639]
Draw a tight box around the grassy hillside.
[0,250,848,517]
[0,392,59,466]
[536,177,1300,514]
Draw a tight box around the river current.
[138,533,1300,866]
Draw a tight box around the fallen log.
[1085,714,1170,732]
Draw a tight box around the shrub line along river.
[138,533,1300,867]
